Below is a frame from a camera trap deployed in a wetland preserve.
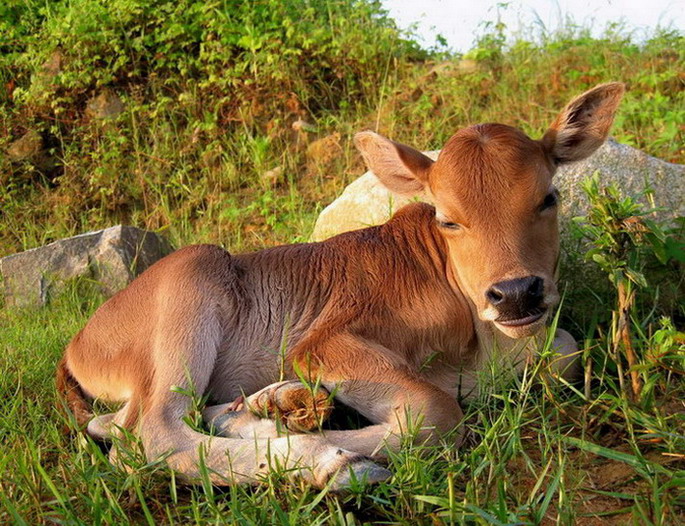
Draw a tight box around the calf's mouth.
[496,307,547,328]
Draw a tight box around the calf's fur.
[57,83,624,488]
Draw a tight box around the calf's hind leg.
[203,380,333,438]
[86,401,136,440]
[137,291,388,488]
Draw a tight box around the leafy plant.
[574,173,684,401]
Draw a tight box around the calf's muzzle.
[486,276,546,326]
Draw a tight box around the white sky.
[382,0,685,52]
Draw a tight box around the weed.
[575,174,684,402]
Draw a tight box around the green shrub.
[1,4,683,260]
[1,0,422,252]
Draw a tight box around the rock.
[86,90,125,120]
[41,50,63,79]
[553,139,685,222]
[422,60,478,82]
[31,50,63,89]
[6,130,56,174]
[311,141,684,241]
[261,166,283,186]
[7,130,44,162]
[292,119,317,133]
[0,226,172,307]
[311,152,438,241]
[457,59,479,73]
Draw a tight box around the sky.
[381,0,685,52]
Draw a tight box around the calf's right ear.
[542,82,625,165]
[354,131,434,197]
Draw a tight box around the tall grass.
[1,2,683,256]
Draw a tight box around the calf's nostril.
[486,287,504,305]
[528,276,544,298]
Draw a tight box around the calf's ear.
[542,82,625,165]
[354,131,433,197]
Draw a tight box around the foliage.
[7,0,420,109]
[574,174,684,401]
[1,4,684,256]
[1,0,421,252]
[578,174,684,288]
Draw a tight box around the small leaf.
[624,268,647,288]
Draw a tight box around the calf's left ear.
[354,131,434,197]
[542,82,625,165]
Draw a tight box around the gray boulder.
[7,130,44,163]
[86,89,125,120]
[0,226,172,307]
[311,140,684,242]
[554,139,684,223]
[311,151,438,241]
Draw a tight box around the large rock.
[554,140,685,223]
[311,140,684,241]
[312,151,438,241]
[86,89,125,120]
[0,226,172,307]
[7,130,44,163]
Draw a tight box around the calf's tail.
[55,355,92,430]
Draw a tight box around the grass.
[1,285,683,524]
[1,0,684,523]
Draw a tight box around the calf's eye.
[438,220,461,230]
[540,192,558,211]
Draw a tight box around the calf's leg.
[549,328,580,380]
[137,299,388,488]
[291,333,465,458]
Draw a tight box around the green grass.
[1,284,683,524]
[1,1,684,523]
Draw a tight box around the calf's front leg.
[291,333,465,458]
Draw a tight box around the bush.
[1,0,422,252]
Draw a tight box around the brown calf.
[57,83,624,489]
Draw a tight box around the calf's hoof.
[246,380,334,432]
[329,458,392,491]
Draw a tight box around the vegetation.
[1,0,683,523]
[2,0,684,255]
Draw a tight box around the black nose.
[486,276,544,312]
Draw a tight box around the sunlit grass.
[1,280,683,523]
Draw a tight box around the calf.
[57,83,624,489]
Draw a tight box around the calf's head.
[355,83,624,338]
